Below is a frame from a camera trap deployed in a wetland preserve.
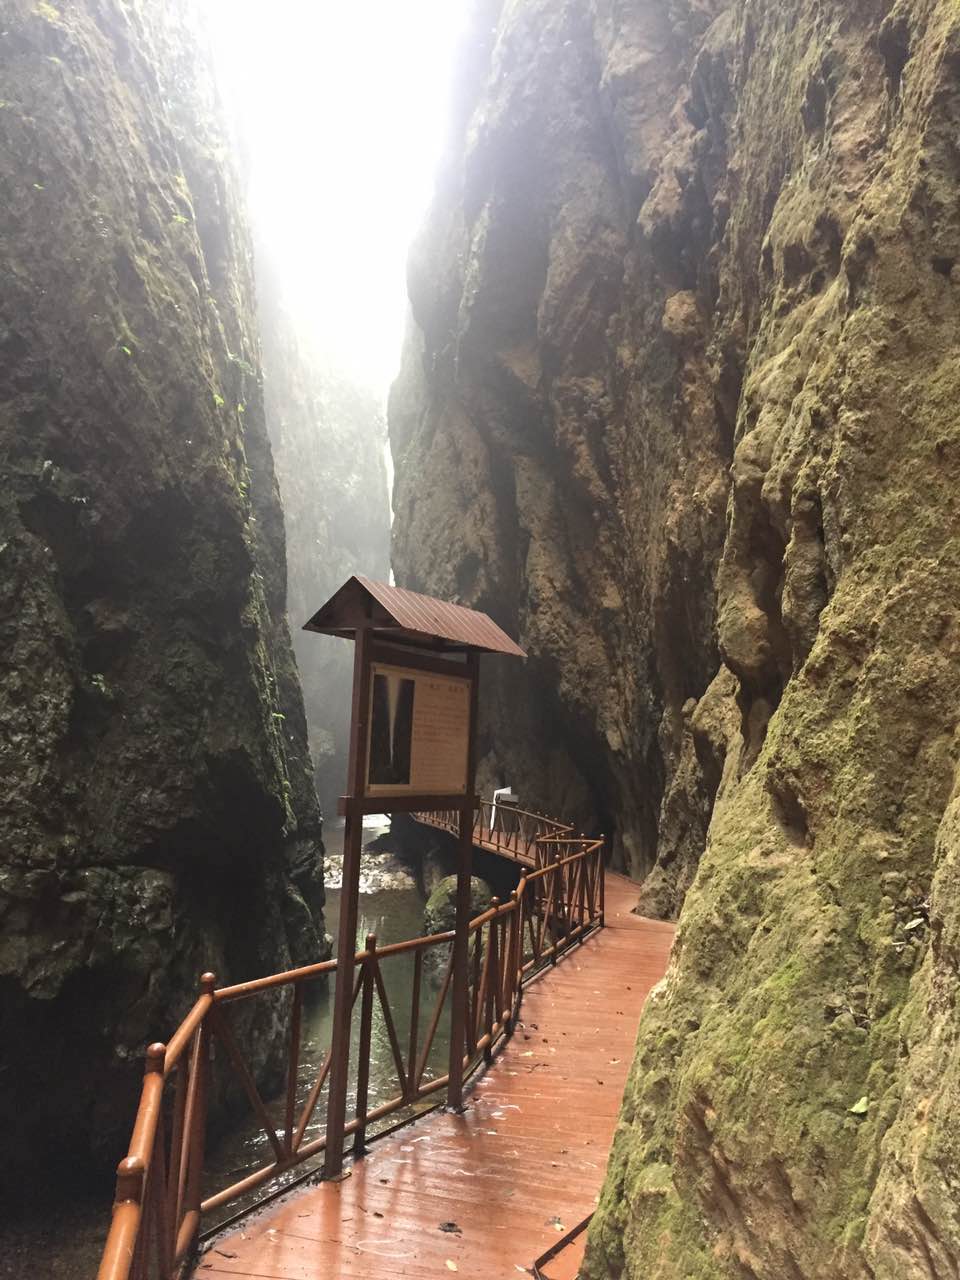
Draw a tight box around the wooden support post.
[600,835,606,926]
[551,851,561,964]
[284,982,303,1156]
[484,900,500,1064]
[447,800,473,1110]
[447,652,479,1111]
[324,623,373,1178]
[178,980,212,1264]
[353,934,377,1156]
[407,946,422,1100]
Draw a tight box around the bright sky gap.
[204,0,470,395]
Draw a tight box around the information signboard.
[305,576,526,1162]
[365,661,471,797]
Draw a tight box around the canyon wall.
[391,0,960,1275]
[256,247,391,816]
[0,0,325,1187]
[390,0,730,899]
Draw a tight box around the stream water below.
[202,821,448,1227]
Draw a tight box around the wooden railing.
[417,800,574,866]
[95,831,604,1280]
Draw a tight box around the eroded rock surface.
[391,0,960,1274]
[390,0,730,894]
[424,873,495,937]
[0,0,325,1186]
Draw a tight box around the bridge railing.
[417,800,574,865]
[95,833,605,1280]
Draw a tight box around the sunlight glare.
[203,0,469,393]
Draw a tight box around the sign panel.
[365,662,471,797]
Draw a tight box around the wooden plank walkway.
[195,872,674,1280]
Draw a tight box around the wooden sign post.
[303,576,524,1178]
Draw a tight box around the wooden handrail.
[96,816,606,1280]
[164,981,214,1072]
[214,957,337,1001]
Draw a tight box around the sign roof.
[304,575,526,657]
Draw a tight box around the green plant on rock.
[226,351,256,377]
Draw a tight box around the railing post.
[484,900,500,1063]
[600,836,606,926]
[178,974,214,1265]
[130,1043,164,1280]
[353,934,377,1156]
[448,653,479,1111]
[513,886,526,997]
[497,911,508,1028]
[406,948,423,1101]
[499,901,514,1029]
[325,622,373,1178]
[447,800,474,1111]
[551,852,561,964]
[284,981,303,1156]
[167,1053,188,1239]
[107,1155,146,1280]
[470,919,483,1055]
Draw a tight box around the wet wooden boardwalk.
[196,873,674,1280]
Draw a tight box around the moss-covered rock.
[0,0,325,1187]
[423,875,494,979]
[392,0,960,1274]
[390,0,729,895]
[424,874,495,937]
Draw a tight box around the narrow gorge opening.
[4,2,960,1278]
[203,0,469,820]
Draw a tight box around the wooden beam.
[447,651,480,1111]
[323,622,373,1177]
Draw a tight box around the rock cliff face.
[256,247,390,816]
[392,0,960,1275]
[0,0,325,1186]
[390,0,731,897]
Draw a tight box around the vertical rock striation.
[392,0,960,1274]
[390,0,732,895]
[0,0,325,1186]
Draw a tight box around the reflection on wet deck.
[196,873,674,1279]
